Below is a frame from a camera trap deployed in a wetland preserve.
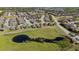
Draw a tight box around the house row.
[0,11,53,31]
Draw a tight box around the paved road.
[52,15,79,43]
[51,15,71,36]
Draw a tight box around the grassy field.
[0,27,72,51]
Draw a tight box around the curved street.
[52,15,79,43]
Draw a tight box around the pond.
[30,37,64,43]
[12,35,64,43]
[53,37,64,42]
[12,35,30,43]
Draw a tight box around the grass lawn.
[74,17,79,21]
[0,27,71,51]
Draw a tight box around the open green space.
[0,27,71,51]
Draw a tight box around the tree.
[64,7,79,13]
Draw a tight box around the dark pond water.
[31,37,64,43]
[12,34,64,43]
[53,37,64,41]
[12,35,30,43]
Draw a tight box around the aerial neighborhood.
[0,9,53,31]
[0,7,79,51]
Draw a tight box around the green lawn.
[0,27,71,51]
